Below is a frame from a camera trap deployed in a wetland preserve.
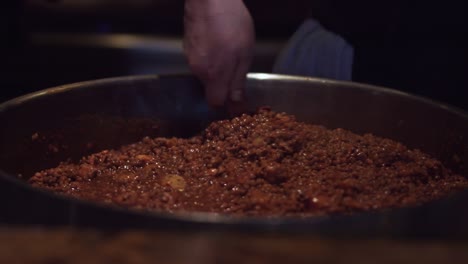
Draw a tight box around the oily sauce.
[29,108,468,216]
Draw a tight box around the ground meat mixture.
[29,108,468,217]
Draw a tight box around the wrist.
[185,0,244,16]
[185,0,234,3]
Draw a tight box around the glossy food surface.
[30,109,468,216]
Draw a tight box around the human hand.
[184,0,255,108]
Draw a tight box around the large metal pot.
[0,74,467,238]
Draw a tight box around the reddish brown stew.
[29,108,468,217]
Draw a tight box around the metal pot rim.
[1,73,467,231]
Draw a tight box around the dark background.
[1,0,467,110]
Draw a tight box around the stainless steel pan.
[0,74,467,238]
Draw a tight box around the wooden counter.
[1,228,467,264]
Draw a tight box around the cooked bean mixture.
[29,108,468,216]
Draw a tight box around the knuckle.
[187,58,208,74]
